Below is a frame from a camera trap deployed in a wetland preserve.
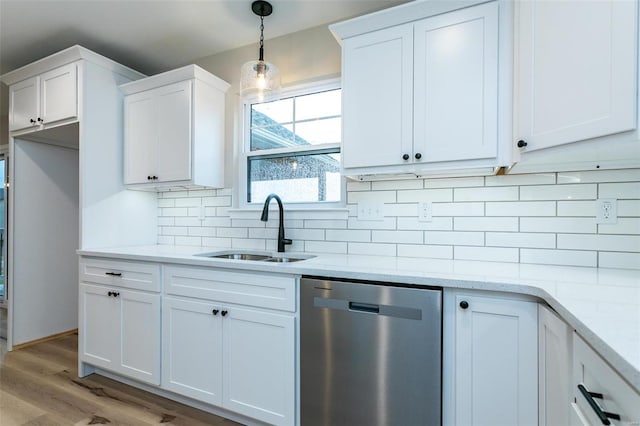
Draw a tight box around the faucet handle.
[283,238,292,246]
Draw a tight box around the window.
[242,82,342,206]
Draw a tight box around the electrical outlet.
[357,202,384,221]
[418,202,433,222]
[596,198,617,224]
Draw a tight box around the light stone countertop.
[78,244,640,393]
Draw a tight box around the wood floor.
[0,333,243,425]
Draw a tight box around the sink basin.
[263,256,306,263]
[195,250,314,263]
[210,253,271,261]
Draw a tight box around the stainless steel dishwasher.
[300,277,442,426]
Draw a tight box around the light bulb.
[257,73,266,89]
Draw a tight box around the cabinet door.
[222,306,295,426]
[40,63,77,126]
[516,0,638,151]
[79,283,119,371]
[414,2,498,163]
[156,81,192,183]
[162,297,223,406]
[573,334,640,426]
[119,289,160,385]
[9,77,39,131]
[539,304,572,426]
[341,24,413,169]
[124,91,156,184]
[451,294,538,426]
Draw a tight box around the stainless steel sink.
[196,250,314,263]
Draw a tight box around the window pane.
[251,98,293,126]
[295,117,341,145]
[296,89,341,121]
[251,125,296,150]
[248,151,341,203]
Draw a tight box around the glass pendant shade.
[240,59,280,101]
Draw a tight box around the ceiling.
[0,0,410,76]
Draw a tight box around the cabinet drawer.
[80,258,161,292]
[164,265,296,312]
[573,333,640,425]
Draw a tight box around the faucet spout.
[260,193,292,252]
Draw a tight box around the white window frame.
[239,78,345,209]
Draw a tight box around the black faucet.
[260,193,292,252]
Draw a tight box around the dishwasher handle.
[349,301,379,314]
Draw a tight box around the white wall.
[12,139,79,345]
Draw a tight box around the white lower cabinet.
[162,265,296,426]
[572,333,640,426]
[79,283,161,385]
[443,290,538,426]
[539,304,572,426]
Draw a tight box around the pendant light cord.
[259,15,265,61]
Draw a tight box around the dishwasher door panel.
[301,278,442,426]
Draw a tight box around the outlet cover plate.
[418,202,433,222]
[357,202,384,221]
[596,198,617,224]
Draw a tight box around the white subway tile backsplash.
[599,182,640,199]
[454,186,518,202]
[348,217,397,230]
[397,188,453,203]
[348,242,396,256]
[454,246,519,263]
[486,173,555,186]
[486,232,556,249]
[485,201,555,217]
[157,169,640,270]
[558,169,640,184]
[598,252,640,269]
[348,190,396,204]
[425,176,484,188]
[304,219,348,229]
[558,234,640,252]
[346,181,371,191]
[433,202,484,216]
[397,217,453,231]
[520,217,596,233]
[305,240,348,254]
[425,231,484,246]
[557,201,595,217]
[521,249,597,267]
[326,229,371,242]
[618,200,640,217]
[455,217,518,232]
[372,230,423,244]
[520,184,597,200]
[372,179,423,190]
[397,244,453,259]
[598,218,640,235]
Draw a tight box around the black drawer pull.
[577,384,621,425]
[349,302,379,314]
[105,272,122,277]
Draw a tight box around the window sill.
[228,207,349,221]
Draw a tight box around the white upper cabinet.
[342,24,413,169]
[332,1,509,178]
[9,63,78,132]
[514,0,639,171]
[121,65,229,190]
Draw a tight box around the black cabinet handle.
[30,118,36,124]
[415,153,422,160]
[37,117,43,123]
[105,272,122,277]
[147,176,152,180]
[402,154,410,160]
[517,140,527,148]
[221,310,228,317]
[577,384,620,425]
[212,309,219,315]
[459,300,469,309]
[108,291,113,297]
[153,176,158,180]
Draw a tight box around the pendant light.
[240,0,281,101]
